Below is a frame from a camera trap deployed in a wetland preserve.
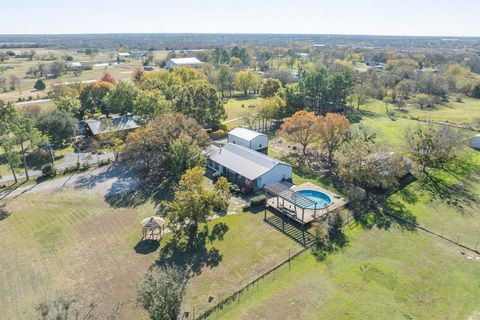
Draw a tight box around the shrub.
[34,79,46,91]
[455,94,464,103]
[209,129,226,140]
[250,195,266,207]
[212,171,222,181]
[41,163,57,177]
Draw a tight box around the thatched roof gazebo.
[141,216,165,240]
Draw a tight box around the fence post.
[273,259,276,280]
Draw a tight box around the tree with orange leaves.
[100,72,117,84]
[317,113,350,168]
[279,110,321,162]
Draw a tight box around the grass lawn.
[0,187,302,319]
[223,96,264,128]
[213,223,480,320]
[360,97,480,127]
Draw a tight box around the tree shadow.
[155,223,228,275]
[354,197,417,232]
[418,171,479,214]
[0,203,10,220]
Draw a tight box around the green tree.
[234,70,255,95]
[79,81,113,118]
[105,80,140,115]
[133,89,172,124]
[14,116,46,180]
[174,80,225,129]
[137,267,188,320]
[260,78,282,98]
[405,124,463,172]
[163,166,230,231]
[122,113,210,180]
[55,95,81,117]
[33,79,46,91]
[36,109,77,145]
[164,133,206,179]
[217,64,234,99]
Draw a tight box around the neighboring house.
[227,128,268,154]
[166,57,202,69]
[80,115,140,137]
[206,143,292,189]
[130,51,147,59]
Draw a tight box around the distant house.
[143,66,154,71]
[297,52,309,58]
[206,143,292,189]
[228,128,268,154]
[130,51,147,59]
[117,52,130,62]
[80,115,140,137]
[166,57,202,69]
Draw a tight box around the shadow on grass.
[354,197,417,232]
[345,110,381,124]
[134,240,160,255]
[155,223,228,275]
[0,203,10,220]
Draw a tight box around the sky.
[1,0,479,36]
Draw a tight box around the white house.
[206,143,292,189]
[166,57,202,69]
[227,128,268,154]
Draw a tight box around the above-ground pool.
[296,190,332,209]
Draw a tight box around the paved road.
[0,152,115,184]
[0,163,138,200]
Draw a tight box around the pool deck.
[266,182,347,225]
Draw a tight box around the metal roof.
[228,128,267,142]
[169,57,202,65]
[84,116,139,136]
[207,143,289,181]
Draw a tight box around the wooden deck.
[265,182,347,225]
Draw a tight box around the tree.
[279,110,321,162]
[164,133,206,179]
[1,136,21,183]
[317,113,350,168]
[137,267,188,320]
[105,80,140,115]
[55,95,81,116]
[260,78,282,98]
[133,89,172,124]
[234,70,255,95]
[14,116,46,180]
[174,80,225,129]
[132,66,144,85]
[36,109,78,145]
[34,79,46,91]
[413,93,433,109]
[217,64,234,99]
[163,166,230,230]
[405,124,463,172]
[79,81,114,118]
[122,113,210,180]
[100,72,117,84]
[36,295,122,320]
[395,80,412,100]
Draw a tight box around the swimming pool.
[296,190,332,209]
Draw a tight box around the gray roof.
[84,116,139,135]
[228,128,267,142]
[207,143,289,180]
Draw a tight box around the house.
[80,115,140,137]
[166,57,202,69]
[130,51,147,59]
[206,143,292,189]
[227,128,268,154]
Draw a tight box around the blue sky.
[1,0,479,36]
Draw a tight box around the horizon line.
[1,32,479,38]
